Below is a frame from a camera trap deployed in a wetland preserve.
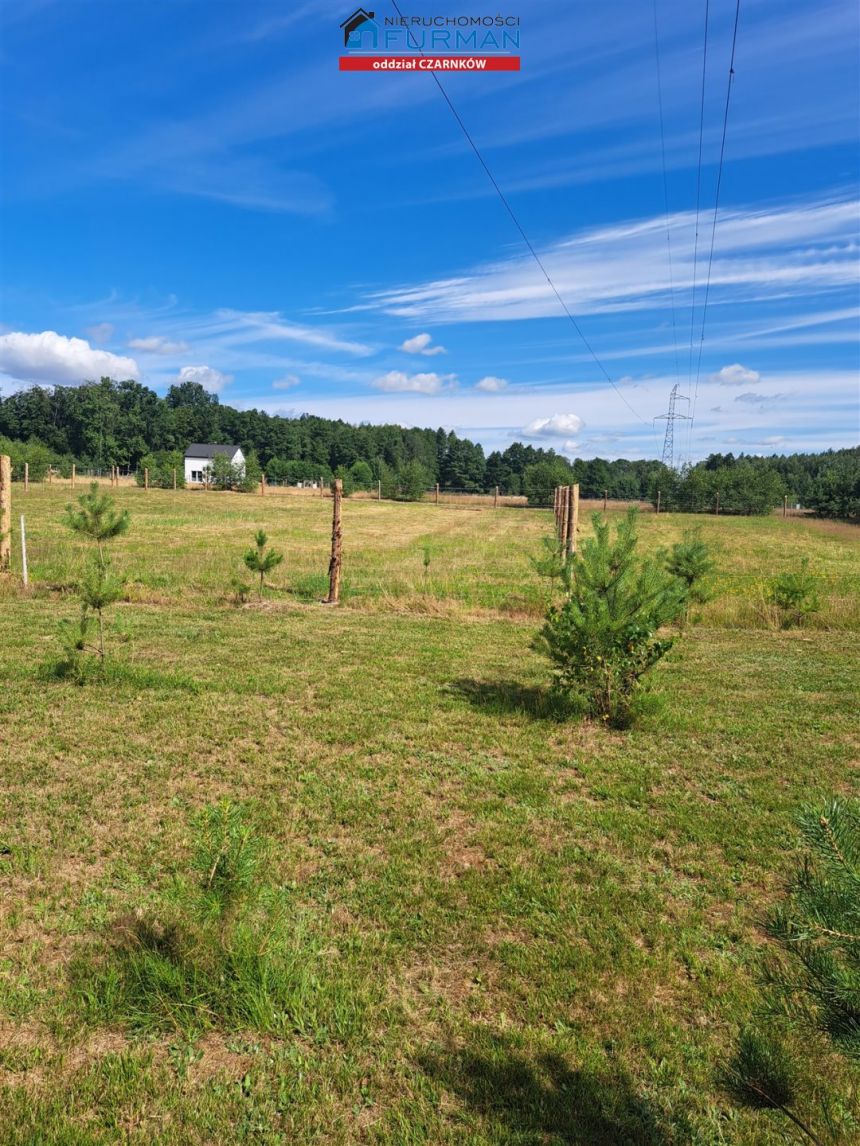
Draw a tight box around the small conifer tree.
[60,483,130,671]
[723,797,860,1144]
[664,528,716,625]
[534,509,685,727]
[243,529,283,598]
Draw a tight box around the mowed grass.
[0,484,858,1143]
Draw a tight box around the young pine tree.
[243,529,284,598]
[62,483,130,668]
[534,509,685,728]
[664,528,716,625]
[723,797,859,1144]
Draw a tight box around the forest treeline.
[0,378,857,516]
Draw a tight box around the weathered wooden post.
[564,484,579,560]
[603,489,607,512]
[24,463,29,493]
[559,485,569,545]
[715,490,720,516]
[48,468,53,484]
[260,472,266,497]
[494,485,499,508]
[144,467,149,491]
[656,489,661,514]
[0,455,10,571]
[20,515,28,587]
[324,478,343,605]
[553,486,559,533]
[377,479,381,501]
[71,463,76,488]
[435,482,439,506]
[783,495,787,518]
[173,467,177,491]
[320,476,324,497]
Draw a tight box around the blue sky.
[1,0,858,461]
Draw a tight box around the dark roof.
[184,444,241,459]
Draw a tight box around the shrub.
[534,510,685,728]
[135,450,185,488]
[767,562,820,628]
[242,529,284,598]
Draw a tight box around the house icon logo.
[340,8,377,48]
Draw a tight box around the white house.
[184,444,245,486]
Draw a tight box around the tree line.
[0,378,856,514]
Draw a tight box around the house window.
[191,469,204,483]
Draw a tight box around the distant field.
[0,484,858,1144]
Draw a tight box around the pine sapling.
[533,509,685,727]
[243,529,284,598]
[664,528,716,625]
[60,483,130,672]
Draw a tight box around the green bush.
[0,435,53,482]
[767,562,820,628]
[534,510,685,728]
[136,450,185,488]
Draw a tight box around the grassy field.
[0,484,858,1144]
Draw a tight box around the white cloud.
[711,363,761,386]
[175,364,233,392]
[365,196,858,323]
[85,323,114,344]
[522,412,585,438]
[0,330,139,386]
[372,370,457,395]
[734,391,789,407]
[272,374,300,390]
[475,375,508,392]
[399,332,446,356]
[129,336,189,354]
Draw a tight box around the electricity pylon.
[654,384,690,470]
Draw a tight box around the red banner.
[339,55,520,72]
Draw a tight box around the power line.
[388,0,652,430]
[689,0,742,443]
[652,0,682,395]
[685,0,710,464]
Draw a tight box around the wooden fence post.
[565,484,579,559]
[260,472,266,497]
[377,479,381,501]
[0,455,10,571]
[71,464,76,488]
[603,489,607,512]
[173,467,177,490]
[20,515,28,587]
[48,468,53,484]
[783,495,787,518]
[494,485,499,508]
[715,490,720,516]
[144,467,149,491]
[559,485,569,545]
[324,478,343,605]
[553,486,559,534]
[24,463,29,493]
[656,489,661,514]
[320,476,324,497]
[435,482,439,506]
